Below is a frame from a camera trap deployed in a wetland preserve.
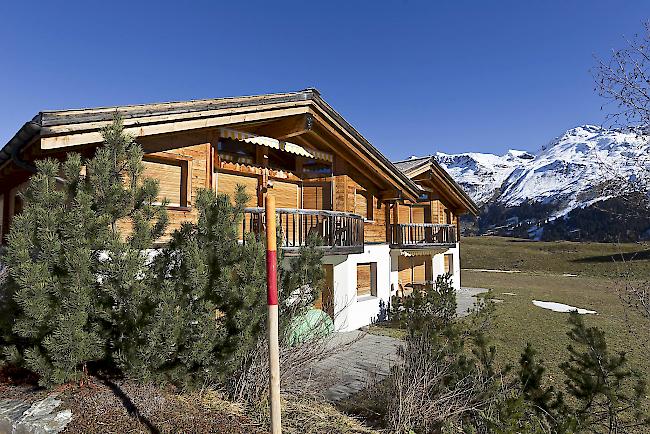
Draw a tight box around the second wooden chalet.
[0,89,478,331]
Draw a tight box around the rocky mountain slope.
[433,125,649,219]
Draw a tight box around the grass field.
[461,236,650,391]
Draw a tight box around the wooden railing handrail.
[241,207,364,252]
[394,223,456,228]
[389,222,457,246]
[244,207,364,219]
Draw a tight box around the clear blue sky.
[1,1,648,160]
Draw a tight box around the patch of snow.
[562,273,578,277]
[532,300,596,314]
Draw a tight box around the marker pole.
[265,194,281,433]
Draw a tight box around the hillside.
[419,125,650,241]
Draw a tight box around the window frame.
[142,152,192,210]
[444,253,454,275]
[356,262,378,299]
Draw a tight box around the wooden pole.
[265,194,282,434]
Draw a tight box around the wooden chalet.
[0,89,478,331]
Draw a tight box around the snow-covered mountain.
[433,125,649,219]
[435,149,534,205]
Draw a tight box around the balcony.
[242,207,364,254]
[390,223,457,248]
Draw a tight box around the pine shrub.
[0,114,167,386]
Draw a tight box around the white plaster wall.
[431,243,461,290]
[322,243,391,332]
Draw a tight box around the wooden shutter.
[303,182,332,210]
[397,204,411,224]
[444,254,454,274]
[357,263,372,297]
[315,264,334,318]
[273,180,300,209]
[398,256,412,284]
[412,255,431,283]
[411,206,425,224]
[216,171,258,207]
[143,160,182,206]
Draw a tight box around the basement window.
[444,254,454,275]
[357,262,377,299]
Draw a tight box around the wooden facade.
[0,90,477,252]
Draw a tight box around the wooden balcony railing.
[390,223,457,248]
[242,207,364,253]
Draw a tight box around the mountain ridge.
[429,125,649,220]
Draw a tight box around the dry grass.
[461,236,650,397]
[461,236,650,279]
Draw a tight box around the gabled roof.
[393,155,432,174]
[394,155,479,215]
[1,89,421,201]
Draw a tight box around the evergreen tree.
[518,343,558,415]
[124,186,324,387]
[560,312,649,433]
[0,114,167,386]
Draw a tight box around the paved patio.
[457,286,489,316]
[315,330,400,401]
[316,286,489,401]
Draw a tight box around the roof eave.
[0,114,42,170]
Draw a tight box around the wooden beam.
[252,114,314,140]
[307,110,418,201]
[379,189,402,201]
[41,106,311,150]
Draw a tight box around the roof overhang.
[396,156,479,216]
[1,89,421,201]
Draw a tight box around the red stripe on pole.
[266,249,278,305]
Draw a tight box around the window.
[217,138,255,165]
[142,157,189,208]
[411,205,427,224]
[444,208,453,224]
[444,254,454,275]
[355,189,373,221]
[302,159,333,178]
[357,262,377,298]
